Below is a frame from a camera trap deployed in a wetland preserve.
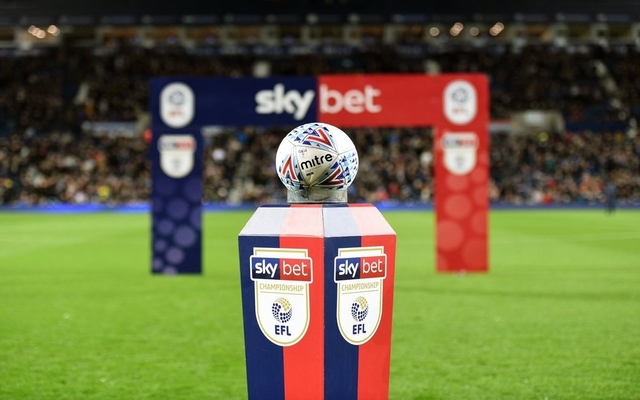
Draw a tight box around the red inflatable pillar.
[434,77,489,273]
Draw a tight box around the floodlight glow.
[47,25,60,36]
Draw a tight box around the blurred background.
[1,3,640,399]
[0,0,639,208]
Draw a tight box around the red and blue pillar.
[238,204,396,399]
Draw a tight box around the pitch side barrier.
[2,202,638,214]
[150,74,489,274]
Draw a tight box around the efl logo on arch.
[160,82,195,128]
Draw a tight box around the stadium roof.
[1,0,639,26]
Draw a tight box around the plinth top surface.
[239,203,395,237]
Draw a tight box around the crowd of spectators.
[490,130,640,204]
[1,41,640,206]
[0,43,634,134]
[0,131,149,205]
[2,127,639,206]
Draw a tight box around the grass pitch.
[0,209,639,399]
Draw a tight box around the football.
[275,122,359,192]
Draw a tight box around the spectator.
[1,42,639,206]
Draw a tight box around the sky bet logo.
[335,255,387,281]
[250,256,312,282]
[255,83,382,120]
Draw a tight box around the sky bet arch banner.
[150,73,488,274]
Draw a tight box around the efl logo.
[250,248,313,346]
[334,246,387,345]
[160,82,195,128]
[443,80,477,126]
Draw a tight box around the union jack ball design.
[275,122,359,191]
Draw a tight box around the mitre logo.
[299,151,334,171]
[250,248,313,346]
[334,246,387,345]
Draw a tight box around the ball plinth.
[287,187,348,203]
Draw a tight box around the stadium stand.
[1,21,640,206]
